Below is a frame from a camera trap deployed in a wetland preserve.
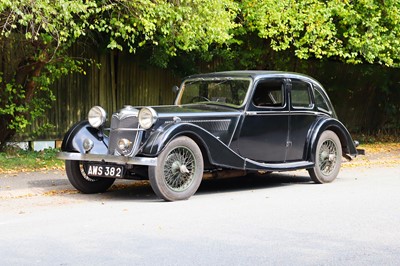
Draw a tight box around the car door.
[286,78,318,161]
[238,77,289,163]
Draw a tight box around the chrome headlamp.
[88,106,107,128]
[138,107,158,129]
[117,138,132,154]
[82,138,94,152]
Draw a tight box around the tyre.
[65,160,115,193]
[148,136,204,201]
[308,130,342,183]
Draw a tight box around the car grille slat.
[191,120,230,132]
[108,113,141,156]
[165,119,230,133]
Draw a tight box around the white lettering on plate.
[98,166,103,175]
[87,165,122,177]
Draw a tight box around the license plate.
[85,164,124,178]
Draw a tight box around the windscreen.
[178,78,251,108]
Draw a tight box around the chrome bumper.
[57,152,157,166]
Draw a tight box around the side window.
[313,87,330,113]
[253,79,285,108]
[291,80,312,108]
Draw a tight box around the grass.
[0,147,64,174]
[352,130,400,144]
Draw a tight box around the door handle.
[245,111,257,116]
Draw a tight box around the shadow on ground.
[13,171,313,202]
[89,171,313,202]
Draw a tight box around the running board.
[244,159,314,171]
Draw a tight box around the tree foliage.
[0,0,236,149]
[0,0,95,149]
[90,0,237,67]
[239,0,400,66]
[96,0,236,52]
[1,0,400,149]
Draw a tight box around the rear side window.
[291,80,312,108]
[314,88,330,113]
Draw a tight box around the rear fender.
[307,118,357,162]
[61,120,108,154]
[141,123,246,169]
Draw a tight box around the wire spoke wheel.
[149,136,204,201]
[79,162,98,182]
[308,130,342,183]
[318,139,338,176]
[163,146,196,192]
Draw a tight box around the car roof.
[184,70,326,91]
[181,70,336,116]
[186,70,310,80]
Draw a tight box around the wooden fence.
[27,49,181,140]
[17,47,400,140]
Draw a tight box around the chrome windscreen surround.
[108,106,143,156]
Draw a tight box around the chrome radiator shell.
[108,106,142,156]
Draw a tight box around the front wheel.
[148,136,204,201]
[308,130,342,183]
[65,160,115,193]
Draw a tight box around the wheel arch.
[177,131,213,169]
[61,120,109,154]
[141,123,245,169]
[307,118,357,162]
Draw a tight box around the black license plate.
[85,164,124,178]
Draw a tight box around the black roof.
[185,70,321,85]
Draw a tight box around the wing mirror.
[172,85,180,94]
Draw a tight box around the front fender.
[141,123,246,169]
[307,118,357,162]
[61,120,108,154]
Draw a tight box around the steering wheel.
[190,96,210,103]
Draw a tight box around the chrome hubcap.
[164,146,196,192]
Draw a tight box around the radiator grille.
[108,108,141,156]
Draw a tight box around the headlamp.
[138,107,158,129]
[88,106,107,128]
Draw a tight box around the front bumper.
[57,152,157,166]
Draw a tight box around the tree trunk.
[16,60,46,104]
[0,114,16,151]
[0,60,46,151]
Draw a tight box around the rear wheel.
[65,160,115,193]
[149,136,204,201]
[308,130,342,183]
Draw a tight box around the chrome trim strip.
[246,110,328,116]
[247,111,291,115]
[57,152,157,166]
[164,119,231,124]
[228,118,240,146]
[106,128,145,132]
[244,158,314,170]
[113,125,144,157]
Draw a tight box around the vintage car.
[57,71,360,201]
